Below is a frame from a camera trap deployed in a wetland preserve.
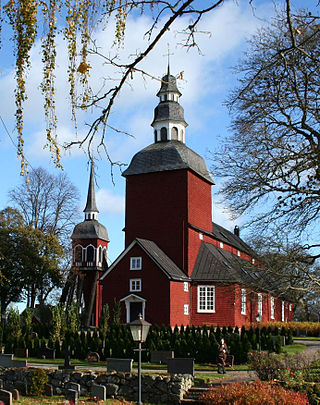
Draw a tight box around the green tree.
[99,304,110,337]
[111,299,121,326]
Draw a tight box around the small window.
[197,285,215,313]
[220,242,224,248]
[237,250,241,257]
[130,257,142,270]
[160,127,167,141]
[171,127,178,140]
[86,245,95,262]
[184,282,189,292]
[281,301,285,321]
[199,233,203,240]
[289,304,292,311]
[74,245,82,264]
[258,293,263,316]
[184,304,189,315]
[130,279,141,292]
[270,297,275,319]
[241,289,246,315]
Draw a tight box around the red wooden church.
[69,66,293,327]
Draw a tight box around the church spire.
[84,162,99,221]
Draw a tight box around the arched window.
[154,130,157,143]
[160,127,167,141]
[98,246,103,263]
[171,127,178,140]
[74,246,82,263]
[87,245,95,262]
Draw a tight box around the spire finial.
[163,43,173,76]
[84,161,99,219]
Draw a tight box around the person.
[217,338,228,374]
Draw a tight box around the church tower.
[70,163,109,326]
[123,67,213,275]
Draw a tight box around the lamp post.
[128,314,151,405]
[256,313,262,352]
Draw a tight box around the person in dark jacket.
[217,338,228,374]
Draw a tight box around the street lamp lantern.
[128,314,151,405]
[129,314,151,343]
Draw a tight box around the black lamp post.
[256,313,262,352]
[128,314,151,405]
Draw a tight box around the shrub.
[28,369,48,396]
[200,380,309,405]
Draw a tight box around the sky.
[0,0,317,266]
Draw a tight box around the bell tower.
[61,163,109,327]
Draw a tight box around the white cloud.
[96,188,125,214]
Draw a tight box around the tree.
[0,207,64,312]
[210,5,320,258]
[9,167,80,250]
[1,0,241,174]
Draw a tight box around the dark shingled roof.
[72,220,109,241]
[84,163,99,213]
[157,73,182,97]
[151,102,186,126]
[122,140,214,184]
[136,238,189,281]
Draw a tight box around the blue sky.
[0,0,317,265]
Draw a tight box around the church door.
[130,302,143,322]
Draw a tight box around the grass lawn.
[294,336,320,341]
[281,343,307,354]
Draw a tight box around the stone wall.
[0,368,193,404]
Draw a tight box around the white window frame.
[184,304,189,315]
[184,282,189,292]
[289,303,292,312]
[130,257,142,270]
[199,233,203,240]
[237,250,241,257]
[241,288,246,315]
[281,300,285,322]
[270,296,275,319]
[129,278,142,292]
[197,285,215,313]
[258,293,263,316]
[219,242,224,248]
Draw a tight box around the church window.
[74,246,82,264]
[130,257,142,270]
[86,245,95,263]
[130,279,141,292]
[171,127,178,140]
[281,300,285,321]
[160,127,167,141]
[289,303,292,311]
[164,95,167,101]
[241,289,246,315]
[98,246,103,265]
[199,233,203,240]
[270,297,275,319]
[220,242,224,248]
[258,293,263,316]
[154,130,158,143]
[197,285,215,313]
[237,250,241,257]
[184,282,189,292]
[184,304,189,315]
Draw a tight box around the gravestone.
[167,358,194,376]
[0,390,12,405]
[14,348,28,358]
[44,384,53,397]
[86,351,100,362]
[91,384,106,401]
[272,336,286,346]
[150,350,174,364]
[107,358,133,372]
[66,382,80,396]
[65,389,78,404]
[10,390,19,401]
